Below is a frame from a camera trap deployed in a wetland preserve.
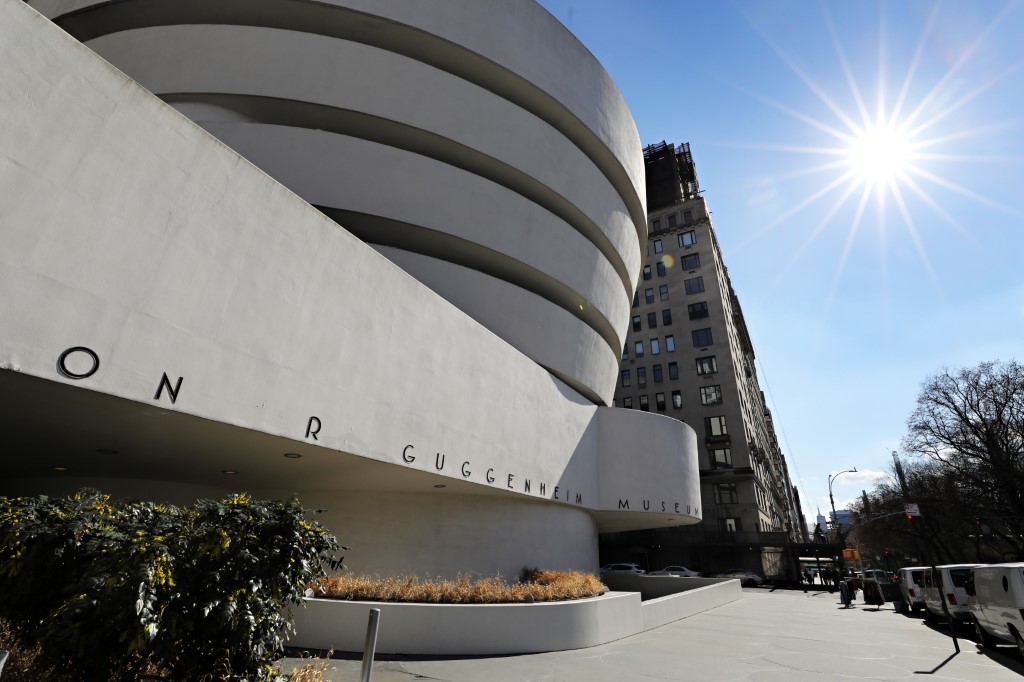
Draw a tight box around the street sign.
[842,548,859,561]
[904,503,921,517]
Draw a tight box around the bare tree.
[902,360,1024,559]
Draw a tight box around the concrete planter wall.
[288,580,741,655]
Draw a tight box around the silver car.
[716,569,765,587]
[648,565,701,577]
[600,563,645,576]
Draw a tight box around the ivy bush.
[0,490,341,681]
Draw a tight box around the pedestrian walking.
[839,579,852,608]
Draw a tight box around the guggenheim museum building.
[1,0,701,579]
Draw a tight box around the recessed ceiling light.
[283,453,302,459]
[96,448,118,455]
[221,470,239,475]
[433,484,446,489]
[52,466,69,472]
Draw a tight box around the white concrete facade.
[1,0,700,580]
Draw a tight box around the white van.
[966,563,1024,656]
[898,567,926,612]
[921,564,981,626]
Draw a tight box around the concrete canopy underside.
[1,0,700,578]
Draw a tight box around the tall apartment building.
[604,141,803,575]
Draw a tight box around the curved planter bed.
[288,578,740,655]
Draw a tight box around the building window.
[678,230,696,247]
[671,390,682,408]
[684,276,704,295]
[683,209,693,223]
[654,239,663,254]
[632,315,641,332]
[637,367,647,387]
[687,302,709,319]
[647,312,657,329]
[692,328,713,347]
[645,288,654,304]
[639,395,649,411]
[719,517,741,532]
[643,265,651,281]
[632,292,639,308]
[659,284,669,301]
[665,335,676,352]
[653,364,663,382]
[700,385,722,405]
[623,397,633,409]
[656,261,667,277]
[656,392,666,411]
[667,214,677,229]
[621,345,628,360]
[711,447,732,469]
[652,218,661,231]
[662,308,672,325]
[705,415,728,436]
[634,341,644,358]
[668,362,679,380]
[681,253,700,270]
[714,483,738,505]
[696,355,717,374]
[650,338,661,355]
[620,370,630,387]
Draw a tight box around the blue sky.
[538,0,1024,521]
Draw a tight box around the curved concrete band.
[36,0,647,404]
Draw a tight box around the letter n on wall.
[154,373,183,404]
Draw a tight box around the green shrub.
[0,489,341,681]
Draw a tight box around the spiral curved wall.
[33,0,647,405]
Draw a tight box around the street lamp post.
[829,467,858,577]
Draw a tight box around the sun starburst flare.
[735,2,1024,294]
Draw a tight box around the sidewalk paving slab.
[277,588,1024,681]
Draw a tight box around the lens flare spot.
[662,254,675,268]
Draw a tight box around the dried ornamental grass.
[311,569,607,604]
[284,649,335,682]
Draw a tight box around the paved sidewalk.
[277,588,1024,680]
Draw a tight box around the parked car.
[859,569,902,601]
[897,567,926,612]
[600,563,645,575]
[966,562,1024,656]
[921,564,981,626]
[715,569,764,587]
[648,565,701,577]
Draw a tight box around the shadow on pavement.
[911,620,1024,676]
[972,644,1024,675]
[913,650,959,674]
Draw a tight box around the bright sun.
[742,2,1022,297]
[846,123,913,184]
